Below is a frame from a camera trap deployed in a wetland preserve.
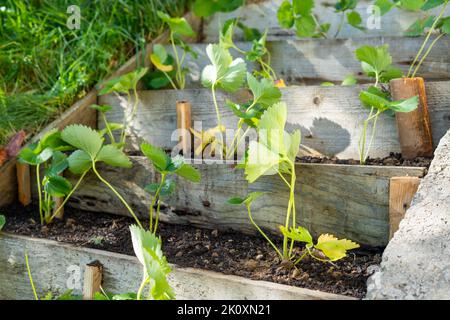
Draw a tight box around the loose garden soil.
[2,203,383,299]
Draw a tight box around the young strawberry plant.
[60,124,143,228]
[355,44,419,164]
[201,42,247,158]
[149,11,197,90]
[140,142,201,233]
[220,19,278,81]
[89,104,124,145]
[98,68,148,148]
[18,129,74,224]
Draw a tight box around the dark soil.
[297,152,432,168]
[2,203,383,299]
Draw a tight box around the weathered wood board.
[0,233,352,300]
[0,13,202,209]
[0,91,97,208]
[99,82,450,159]
[59,157,426,246]
[203,0,450,41]
[165,37,450,86]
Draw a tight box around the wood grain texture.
[61,157,426,246]
[391,77,434,158]
[203,0,450,41]
[16,163,31,206]
[83,264,103,300]
[0,233,352,300]
[389,177,420,240]
[99,82,450,159]
[0,12,202,209]
[164,37,450,87]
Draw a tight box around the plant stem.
[293,249,309,265]
[287,161,297,258]
[170,32,184,89]
[334,12,345,38]
[150,173,166,233]
[412,33,445,78]
[359,107,374,164]
[119,91,132,147]
[281,159,296,259]
[137,276,150,300]
[36,163,43,224]
[92,162,143,229]
[162,71,178,90]
[363,111,381,161]
[407,2,448,78]
[211,84,225,159]
[50,171,88,222]
[102,112,116,144]
[25,253,38,300]
[246,204,282,258]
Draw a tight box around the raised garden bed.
[1,1,450,302]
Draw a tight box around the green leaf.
[112,293,137,300]
[355,45,393,78]
[40,129,72,152]
[258,101,288,154]
[19,145,53,165]
[359,88,391,111]
[374,0,395,15]
[347,11,365,30]
[400,0,427,11]
[245,141,281,183]
[90,104,112,113]
[405,16,435,36]
[227,197,245,205]
[380,67,403,82]
[220,19,237,49]
[99,68,148,95]
[129,225,175,300]
[145,179,176,197]
[321,82,335,87]
[96,145,132,168]
[194,0,244,17]
[157,11,196,37]
[247,73,282,107]
[421,0,446,10]
[236,22,262,41]
[61,125,103,158]
[388,96,419,112]
[174,163,201,182]
[67,150,92,174]
[201,44,247,92]
[44,175,72,197]
[280,226,313,245]
[342,75,357,86]
[141,142,171,172]
[293,0,314,16]
[277,0,295,28]
[314,234,359,261]
[335,0,358,12]
[227,192,264,206]
[0,215,5,231]
[295,15,316,38]
[150,44,174,72]
[46,151,68,177]
[442,17,450,34]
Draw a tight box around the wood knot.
[202,200,211,207]
[313,96,322,106]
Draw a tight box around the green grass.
[0,0,189,145]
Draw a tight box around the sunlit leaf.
[314,234,360,261]
[280,226,313,245]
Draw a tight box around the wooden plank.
[0,233,352,300]
[16,163,31,206]
[60,157,426,246]
[389,177,421,240]
[203,0,450,41]
[82,263,103,300]
[99,82,450,159]
[391,77,434,158]
[0,13,201,209]
[164,37,450,86]
[0,91,97,208]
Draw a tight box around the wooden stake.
[390,77,434,159]
[16,162,31,206]
[176,100,192,157]
[83,262,103,300]
[389,177,420,240]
